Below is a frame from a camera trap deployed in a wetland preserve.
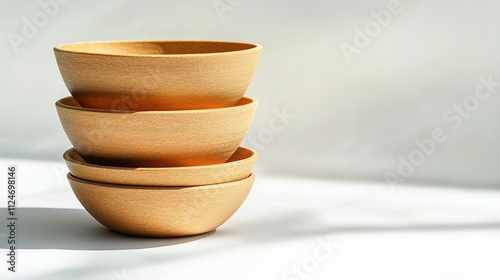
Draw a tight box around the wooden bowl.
[64,146,257,186]
[56,96,257,167]
[54,40,262,110]
[67,173,255,237]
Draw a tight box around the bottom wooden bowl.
[67,173,255,237]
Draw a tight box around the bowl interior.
[56,95,254,113]
[65,146,255,169]
[55,41,260,56]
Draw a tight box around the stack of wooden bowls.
[53,40,261,237]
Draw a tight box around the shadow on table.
[0,207,213,250]
[216,209,500,243]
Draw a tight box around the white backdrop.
[1,0,500,187]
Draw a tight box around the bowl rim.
[55,96,257,114]
[67,172,255,189]
[53,40,262,58]
[63,146,257,171]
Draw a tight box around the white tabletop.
[1,159,499,280]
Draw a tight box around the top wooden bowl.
[54,40,262,110]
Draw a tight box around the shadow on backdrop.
[0,207,213,250]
